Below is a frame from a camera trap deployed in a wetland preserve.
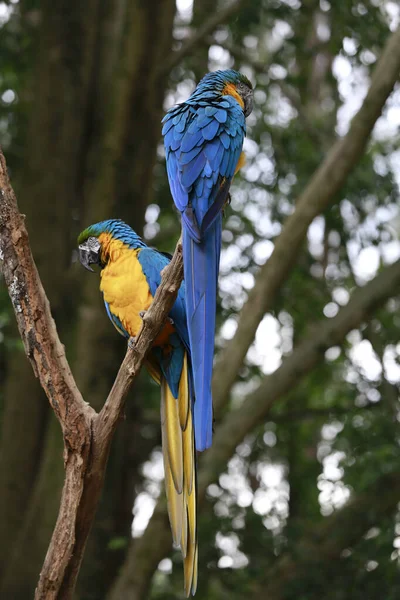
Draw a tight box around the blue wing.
[162,96,246,239]
[138,247,192,400]
[137,247,189,350]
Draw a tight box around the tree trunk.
[0,0,176,596]
[0,0,100,590]
[0,419,64,599]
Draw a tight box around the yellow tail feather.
[161,381,183,493]
[178,355,190,429]
[160,353,198,597]
[180,493,188,559]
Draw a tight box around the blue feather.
[138,247,190,353]
[204,161,212,178]
[194,176,204,198]
[201,119,220,141]
[166,155,188,211]
[220,131,230,150]
[182,215,222,451]
[205,106,217,116]
[201,178,231,235]
[220,150,230,176]
[214,108,227,124]
[204,138,220,162]
[182,206,202,243]
[181,152,206,188]
[181,128,204,152]
[180,145,203,165]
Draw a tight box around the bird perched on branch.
[162,69,253,452]
[77,219,197,596]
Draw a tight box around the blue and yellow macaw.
[162,69,253,452]
[78,219,197,596]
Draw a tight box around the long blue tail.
[183,214,222,452]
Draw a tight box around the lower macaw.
[77,219,197,596]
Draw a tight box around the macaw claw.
[128,336,137,349]
[139,310,173,325]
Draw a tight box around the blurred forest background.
[1,0,400,598]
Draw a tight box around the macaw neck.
[221,82,244,110]
[98,233,134,267]
[187,85,244,111]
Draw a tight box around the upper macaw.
[162,69,253,452]
[77,219,197,596]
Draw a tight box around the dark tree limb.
[0,147,183,600]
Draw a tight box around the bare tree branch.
[108,255,400,598]
[213,24,400,417]
[0,146,183,600]
[160,0,244,75]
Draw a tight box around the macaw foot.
[139,310,174,325]
[128,336,137,349]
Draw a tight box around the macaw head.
[77,219,145,272]
[196,69,254,117]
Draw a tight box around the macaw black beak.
[78,238,101,272]
[244,90,254,118]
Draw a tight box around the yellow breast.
[99,237,153,339]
